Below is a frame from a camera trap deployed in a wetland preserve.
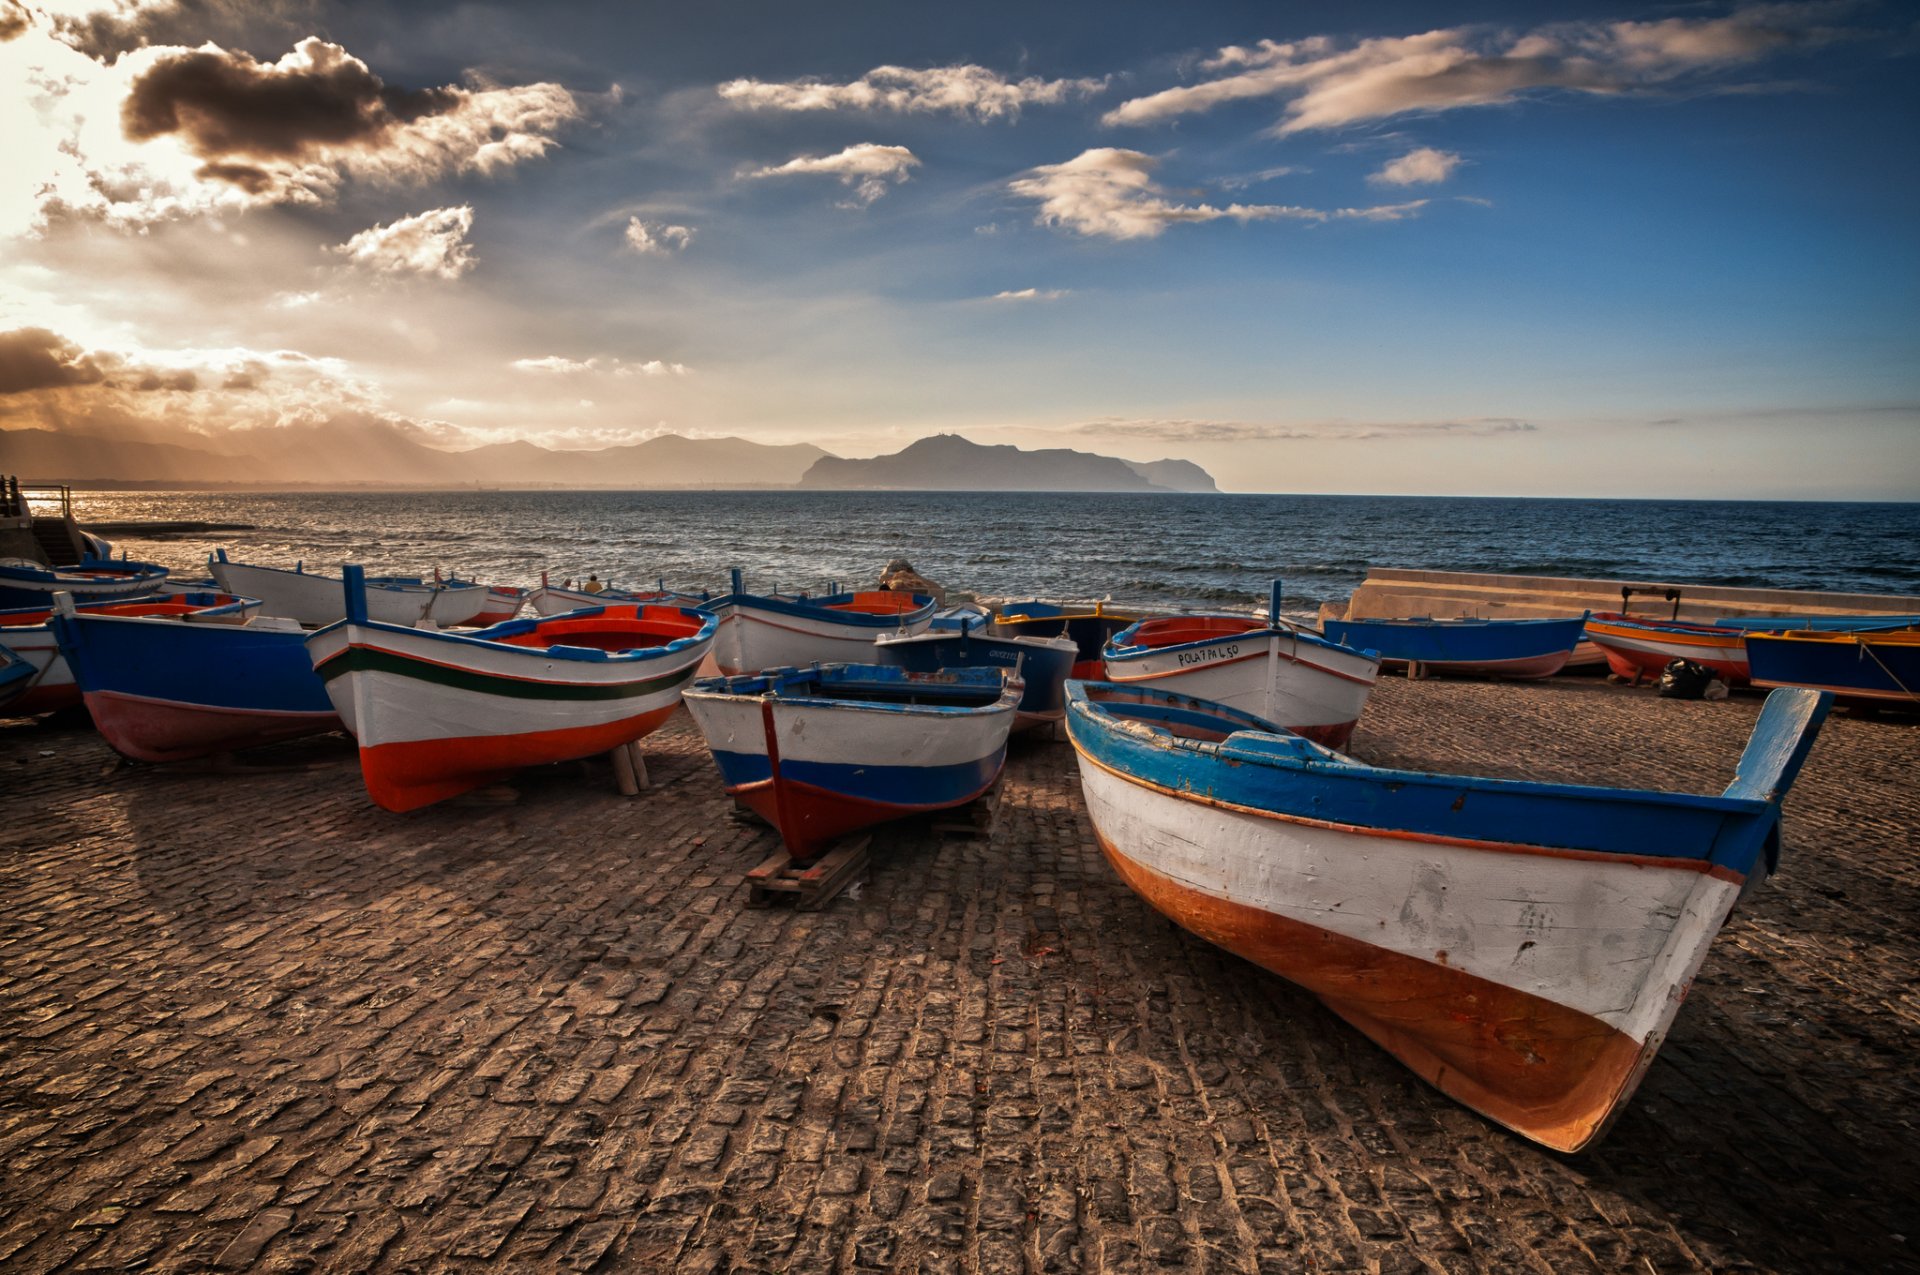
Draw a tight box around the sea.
[67,489,1920,617]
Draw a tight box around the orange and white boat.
[306,566,716,811]
[1583,612,1750,684]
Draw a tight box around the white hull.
[213,561,485,628]
[1103,633,1376,738]
[711,603,931,675]
[306,622,707,749]
[685,689,1012,772]
[1076,757,1738,1048]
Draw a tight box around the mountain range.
[0,424,1216,492]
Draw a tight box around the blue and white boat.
[1,591,259,717]
[1320,614,1589,679]
[1064,679,1832,1153]
[682,663,1019,860]
[1745,628,1920,706]
[0,557,168,609]
[705,570,934,675]
[873,608,1077,732]
[49,596,336,761]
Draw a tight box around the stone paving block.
[0,683,1916,1272]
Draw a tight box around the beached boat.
[874,610,1078,732]
[210,551,488,628]
[991,600,1141,679]
[1746,629,1920,706]
[706,570,934,675]
[527,574,694,617]
[49,599,337,761]
[1583,612,1750,684]
[1101,587,1380,749]
[1064,679,1833,1152]
[0,592,259,717]
[683,664,1019,860]
[307,567,717,811]
[1320,615,1588,680]
[465,583,529,627]
[0,557,168,609]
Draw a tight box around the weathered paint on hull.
[712,606,932,675]
[1071,748,1743,1153]
[84,690,339,763]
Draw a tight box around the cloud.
[1104,7,1847,134]
[624,218,694,254]
[1067,415,1538,442]
[748,142,920,206]
[5,30,579,231]
[718,63,1106,121]
[334,206,475,279]
[0,327,108,393]
[511,355,690,376]
[989,288,1070,302]
[1007,148,1426,240]
[1371,146,1461,186]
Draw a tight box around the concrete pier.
[1,680,1915,1272]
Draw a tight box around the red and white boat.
[1101,587,1379,749]
[306,567,716,811]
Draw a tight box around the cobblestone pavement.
[1,677,1915,1273]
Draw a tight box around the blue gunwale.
[1065,682,1830,873]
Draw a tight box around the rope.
[1853,635,1920,702]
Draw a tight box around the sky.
[1,0,1916,498]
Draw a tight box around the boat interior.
[1117,614,1267,650]
[823,591,930,616]
[484,605,707,652]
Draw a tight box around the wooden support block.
[610,743,640,796]
[626,743,650,791]
[746,835,870,910]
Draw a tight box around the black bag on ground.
[1657,658,1714,699]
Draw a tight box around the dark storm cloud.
[0,0,30,43]
[0,329,108,395]
[122,37,458,162]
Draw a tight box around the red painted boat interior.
[1127,615,1267,648]
[487,604,704,652]
[825,591,926,616]
[0,598,241,627]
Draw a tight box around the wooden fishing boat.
[683,663,1019,860]
[307,567,716,811]
[991,600,1141,679]
[0,592,258,717]
[465,584,529,627]
[527,574,692,617]
[49,599,337,761]
[874,611,1078,732]
[210,550,488,628]
[1065,680,1833,1152]
[1320,615,1588,680]
[1101,586,1379,749]
[1583,612,1750,684]
[0,557,168,609]
[706,570,934,675]
[1746,629,1920,706]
